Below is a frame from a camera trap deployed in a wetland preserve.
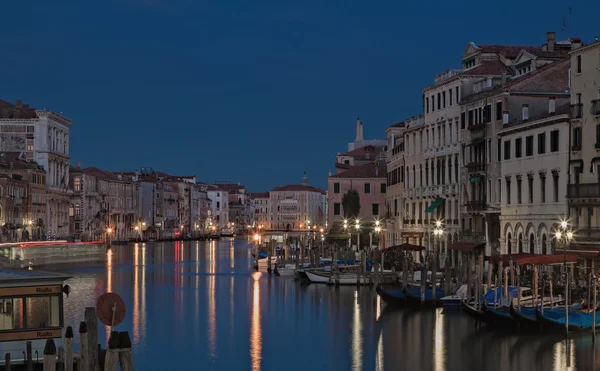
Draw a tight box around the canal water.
[52,238,600,370]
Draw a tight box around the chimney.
[356,117,363,141]
[571,37,582,50]
[503,111,509,125]
[16,99,22,108]
[76,161,81,169]
[328,171,332,177]
[549,97,556,114]
[546,32,556,52]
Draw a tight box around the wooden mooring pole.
[118,332,134,371]
[5,353,10,371]
[43,339,56,371]
[79,322,88,371]
[65,326,73,371]
[84,307,98,371]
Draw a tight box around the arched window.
[542,234,547,255]
[507,232,512,254]
[529,233,535,254]
[518,233,523,253]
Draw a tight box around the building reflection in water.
[553,339,576,371]
[352,290,363,371]
[250,272,262,371]
[105,249,113,339]
[208,240,217,358]
[229,239,235,269]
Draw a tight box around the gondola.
[535,308,600,333]
[460,300,485,322]
[404,287,444,307]
[376,286,406,307]
[480,304,516,327]
[509,302,539,330]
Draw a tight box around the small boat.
[251,251,268,259]
[257,256,278,268]
[440,285,468,308]
[404,287,445,307]
[460,300,485,321]
[509,302,580,329]
[376,286,406,307]
[111,240,129,245]
[275,264,295,277]
[481,304,516,326]
[305,270,360,285]
[535,308,600,333]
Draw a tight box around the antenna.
[568,6,573,39]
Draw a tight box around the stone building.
[566,38,600,252]
[384,120,407,246]
[251,192,270,229]
[269,173,326,231]
[0,99,72,237]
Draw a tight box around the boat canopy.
[448,242,485,252]
[385,243,425,251]
[488,253,578,265]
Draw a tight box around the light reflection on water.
[52,239,600,370]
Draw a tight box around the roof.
[488,253,579,265]
[0,153,45,172]
[448,242,485,252]
[217,183,246,193]
[338,145,385,160]
[476,44,543,59]
[461,59,570,104]
[502,102,570,130]
[329,161,386,179]
[0,99,38,119]
[0,268,71,283]
[461,60,513,76]
[249,192,270,198]
[390,121,405,128]
[83,167,120,181]
[270,184,326,194]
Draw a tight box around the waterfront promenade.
[47,238,599,370]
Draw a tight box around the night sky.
[1,1,598,191]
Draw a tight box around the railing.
[391,144,404,156]
[572,144,582,151]
[568,183,600,198]
[466,200,487,211]
[467,162,486,173]
[459,230,486,243]
[571,103,583,119]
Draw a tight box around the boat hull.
[481,305,516,327]
[376,286,405,307]
[460,300,485,321]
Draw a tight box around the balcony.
[567,183,600,198]
[460,230,486,243]
[466,200,487,212]
[467,162,486,173]
[391,143,404,156]
[571,103,583,119]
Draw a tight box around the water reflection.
[53,240,600,371]
[250,272,262,371]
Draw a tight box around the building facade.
[269,173,326,230]
[384,121,406,246]
[567,39,600,251]
[251,192,270,229]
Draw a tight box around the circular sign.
[96,293,126,327]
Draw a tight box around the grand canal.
[52,238,600,370]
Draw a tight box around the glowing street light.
[107,227,113,234]
[253,234,260,241]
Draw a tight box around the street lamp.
[355,219,361,251]
[555,219,574,339]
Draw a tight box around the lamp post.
[106,227,113,248]
[432,220,444,301]
[374,220,382,272]
[555,219,574,339]
[253,232,261,270]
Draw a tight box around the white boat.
[305,270,360,285]
[257,256,278,268]
[441,285,469,307]
[220,227,234,237]
[275,264,295,277]
[0,240,106,268]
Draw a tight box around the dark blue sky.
[1,1,598,191]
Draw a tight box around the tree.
[342,189,361,219]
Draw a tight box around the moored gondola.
[376,286,406,307]
[460,300,485,322]
[404,287,444,307]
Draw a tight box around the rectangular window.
[372,203,379,216]
[364,183,371,194]
[449,89,453,106]
[432,95,435,112]
[333,183,340,194]
[528,177,534,203]
[380,183,386,193]
[573,127,582,150]
[515,138,522,158]
[540,175,546,203]
[538,133,546,154]
[553,175,559,202]
[526,136,533,156]
[497,178,501,203]
[456,87,459,103]
[437,93,441,110]
[550,130,559,152]
[426,97,429,113]
[26,296,60,328]
[517,179,522,204]
[442,91,446,108]
[461,112,466,129]
[497,138,501,162]
[504,140,511,160]
[496,101,502,120]
[333,203,341,215]
[0,298,24,330]
[506,179,511,205]
[577,55,582,73]
[597,125,600,147]
[468,110,474,126]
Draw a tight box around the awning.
[449,242,485,252]
[570,159,584,169]
[425,198,445,213]
[386,243,425,251]
[488,253,579,265]
[470,176,482,183]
